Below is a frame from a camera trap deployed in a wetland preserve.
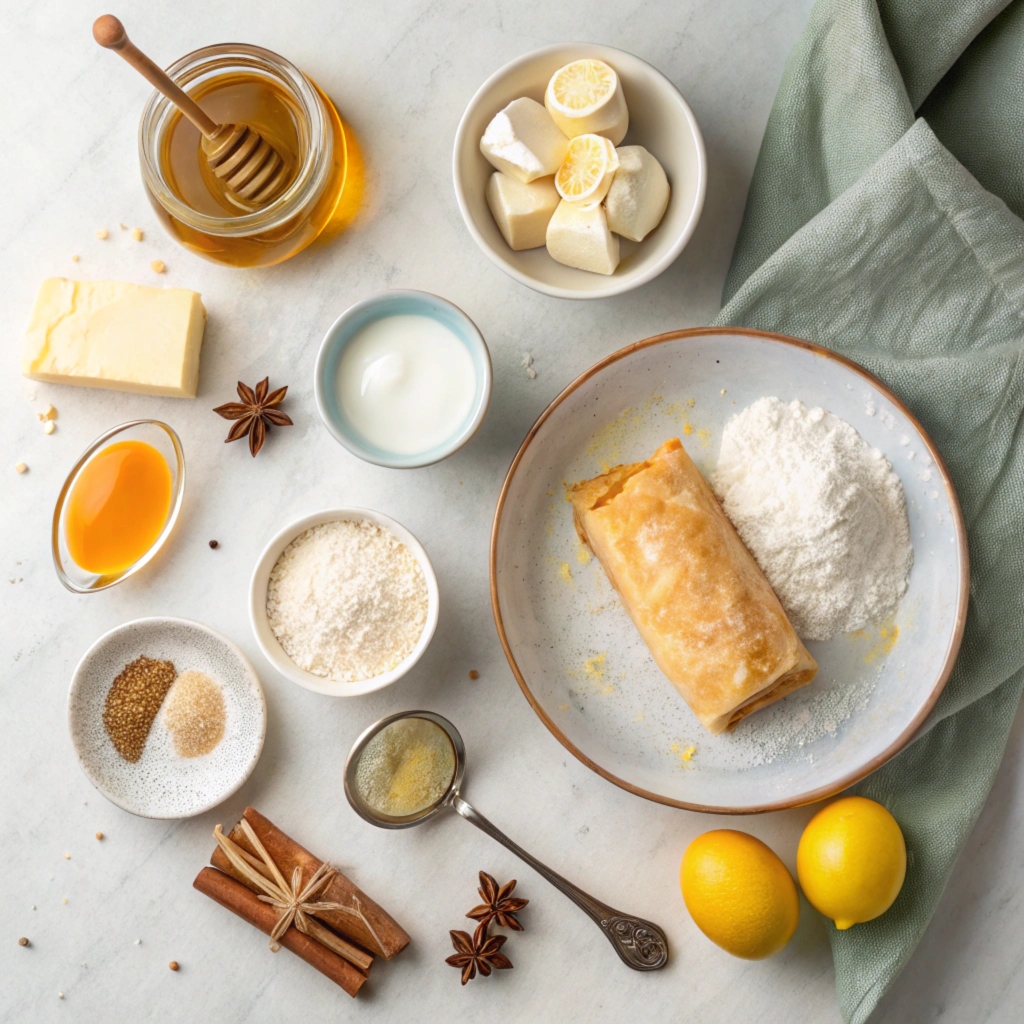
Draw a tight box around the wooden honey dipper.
[93,15,290,207]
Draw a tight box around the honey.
[162,73,303,218]
[140,45,349,268]
[65,440,172,575]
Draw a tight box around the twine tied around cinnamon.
[213,822,379,971]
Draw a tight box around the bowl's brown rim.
[489,326,970,815]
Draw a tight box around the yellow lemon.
[681,830,800,959]
[554,134,619,204]
[545,58,629,143]
[797,796,906,930]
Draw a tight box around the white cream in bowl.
[335,314,476,456]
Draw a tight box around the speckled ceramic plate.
[491,328,969,813]
[68,618,267,818]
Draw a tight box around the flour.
[266,519,428,682]
[712,397,913,641]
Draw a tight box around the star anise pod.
[213,377,293,457]
[445,922,512,985]
[467,871,528,931]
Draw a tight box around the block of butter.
[22,277,206,398]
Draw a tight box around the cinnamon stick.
[210,807,410,960]
[193,867,367,997]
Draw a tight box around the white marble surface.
[2,1,1021,1021]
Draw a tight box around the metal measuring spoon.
[344,710,669,971]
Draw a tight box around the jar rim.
[138,43,332,236]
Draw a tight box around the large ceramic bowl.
[454,43,706,300]
[249,508,440,696]
[491,328,969,813]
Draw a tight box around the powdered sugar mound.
[712,397,913,641]
[266,519,428,682]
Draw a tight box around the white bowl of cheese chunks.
[453,44,706,299]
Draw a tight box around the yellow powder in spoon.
[163,670,226,757]
[354,718,455,817]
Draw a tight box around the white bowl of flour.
[249,508,439,696]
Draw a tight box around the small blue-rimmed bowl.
[314,290,492,468]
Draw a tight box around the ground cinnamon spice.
[103,656,176,761]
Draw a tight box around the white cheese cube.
[545,200,620,276]
[22,278,206,397]
[486,172,560,251]
[480,98,569,184]
[604,146,671,242]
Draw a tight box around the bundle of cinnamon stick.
[194,807,410,997]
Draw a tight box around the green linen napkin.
[712,1,1024,1020]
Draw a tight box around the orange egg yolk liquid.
[65,440,172,575]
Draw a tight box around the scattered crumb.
[38,404,57,421]
[558,702,569,711]
[71,254,80,262]
[169,961,179,972]
[150,260,166,273]
[134,938,141,945]
[670,742,697,766]
[15,463,28,474]
[18,937,29,947]
[521,352,533,368]
[119,223,127,231]
[95,832,104,840]
[468,670,479,680]
[132,227,144,242]
[526,366,537,379]
[63,852,70,860]
[43,421,55,435]
[62,898,68,904]
[95,228,108,240]
[59,993,64,1000]
[208,540,219,549]
[720,389,726,396]
[683,423,693,435]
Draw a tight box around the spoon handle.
[93,15,220,138]
[452,795,668,971]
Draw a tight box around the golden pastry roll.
[569,439,817,734]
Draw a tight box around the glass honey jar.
[139,44,347,268]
